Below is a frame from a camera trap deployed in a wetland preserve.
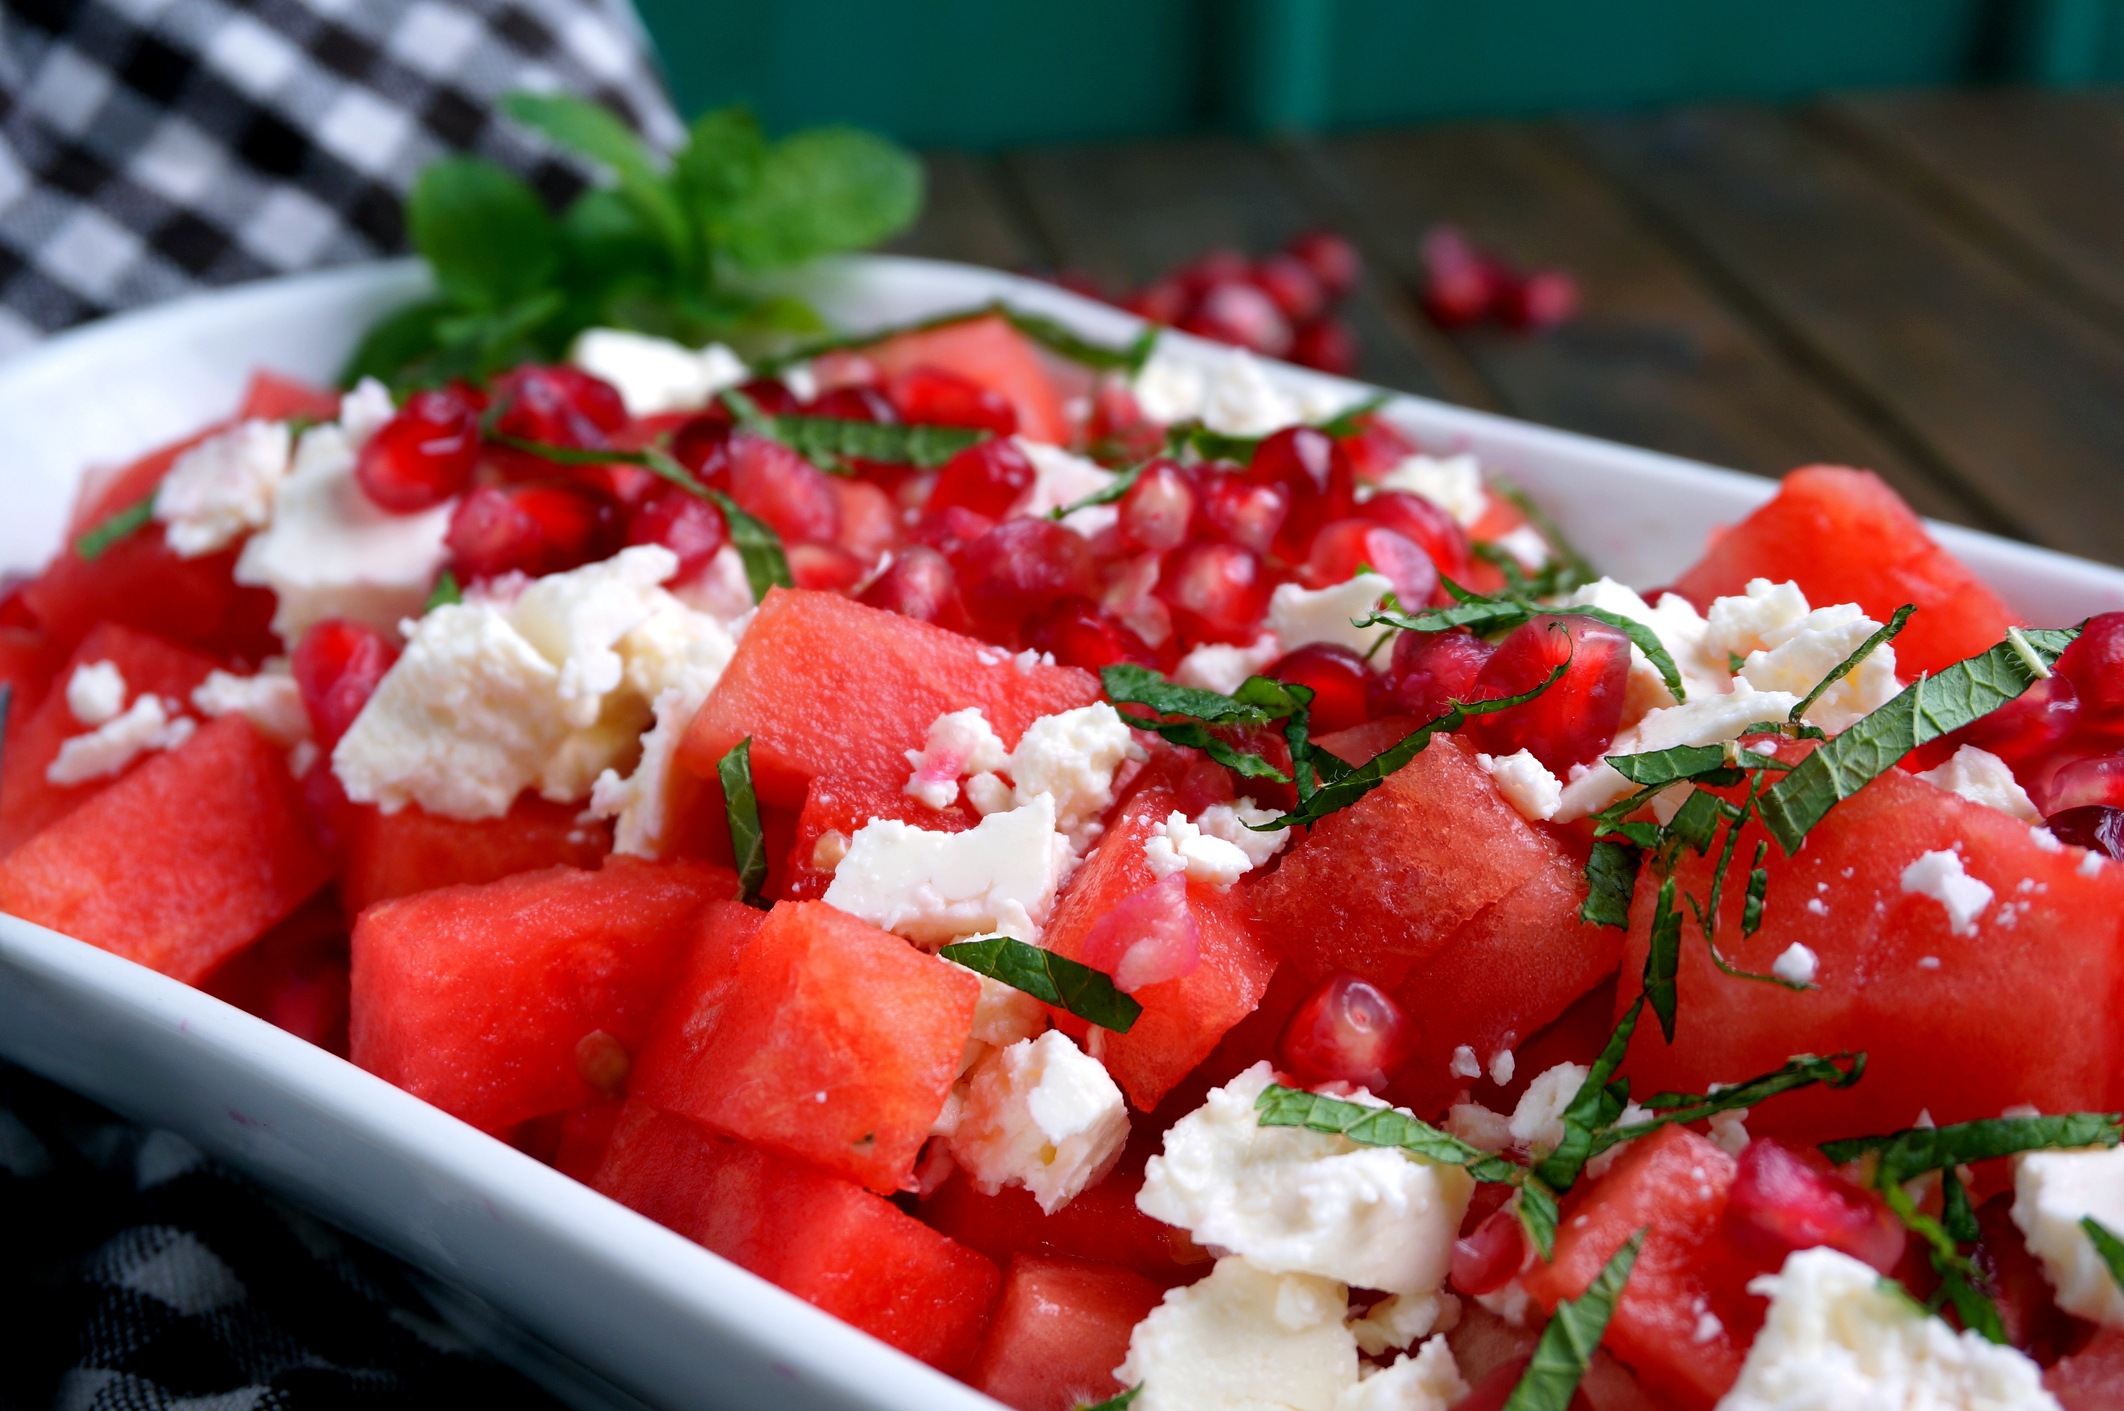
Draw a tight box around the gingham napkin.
[0,0,683,360]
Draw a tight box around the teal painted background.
[634,0,2124,145]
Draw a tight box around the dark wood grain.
[1574,107,2124,562]
[1293,124,1969,519]
[1000,136,1490,406]
[885,152,1043,269]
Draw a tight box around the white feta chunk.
[1174,634,1283,696]
[1134,344,1307,439]
[1197,798,1291,868]
[337,377,396,449]
[1333,1337,1467,1411]
[1268,573,1394,660]
[1117,1256,1358,1411]
[904,707,1010,811]
[1900,848,1993,936]
[1144,810,1255,890]
[1014,439,1120,537]
[970,973,1048,1050]
[823,795,1069,945]
[1707,579,1899,734]
[1492,524,1550,571]
[1772,942,1819,987]
[1718,1246,2060,1411]
[191,666,310,747]
[153,420,293,558]
[1367,453,1486,529]
[2013,1146,2124,1328]
[1008,703,1141,846]
[65,660,127,726]
[1508,1063,1588,1156]
[48,694,195,785]
[1139,1063,1471,1296]
[569,327,747,416]
[1477,749,1562,823]
[1345,1293,1449,1357]
[950,1030,1129,1214]
[508,545,680,728]
[1554,680,1802,822]
[1919,745,2042,825]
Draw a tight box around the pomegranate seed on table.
[1287,317,1357,375]
[1250,252,1328,324]
[1498,269,1581,331]
[801,385,898,423]
[1276,972,1414,1091]
[445,484,617,580]
[1268,643,1379,735]
[626,487,727,581]
[1156,541,1271,645]
[1357,490,1477,587]
[957,517,1100,644]
[489,365,627,448]
[1247,425,1356,559]
[1198,473,1290,556]
[292,619,400,751]
[857,545,968,632]
[1723,1138,1906,1275]
[1285,229,1362,300]
[727,432,841,545]
[1179,248,1252,295]
[1125,278,1192,326]
[1181,280,1293,358]
[1450,1206,1528,1297]
[353,387,480,512]
[1025,597,1163,674]
[2046,804,2124,857]
[1387,628,1496,722]
[1465,614,1633,772]
[887,365,1018,435]
[1117,459,1199,553]
[1077,873,1202,992]
[926,437,1037,518]
[1304,519,1440,610]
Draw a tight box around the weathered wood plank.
[1294,124,1970,522]
[1573,107,2124,562]
[886,152,1044,269]
[1001,137,1489,406]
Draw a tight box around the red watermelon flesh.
[0,622,221,855]
[782,775,975,901]
[626,898,769,1094]
[1671,465,2018,678]
[920,1163,1200,1280]
[0,625,58,723]
[200,889,351,1055]
[1522,1126,1761,1411]
[965,1255,1166,1411]
[629,899,978,1193]
[677,588,1100,808]
[592,1099,1000,1371]
[1044,786,1279,1111]
[551,1096,625,1183]
[349,857,736,1134]
[237,370,341,423]
[20,527,278,665]
[1616,757,2124,1142]
[2048,1327,2124,1411]
[862,314,1070,447]
[0,716,330,983]
[340,794,614,916]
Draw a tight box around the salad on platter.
[5,99,2124,1411]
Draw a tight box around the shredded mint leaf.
[637,447,789,600]
[422,571,462,614]
[1518,1181,1562,1262]
[1490,480,1596,596]
[1099,665,1301,783]
[765,413,987,472]
[1566,606,1689,704]
[1050,460,1145,521]
[1642,879,1684,1044]
[718,738,768,908]
[1759,627,2081,853]
[1534,997,1640,1193]
[1312,394,1392,438]
[1665,788,1723,856]
[1363,597,1532,637]
[1075,1388,1140,1411]
[1606,744,1730,788]
[1820,1112,2122,1182]
[1254,1085,1524,1184]
[2082,1217,2124,1293]
[74,495,156,561]
[940,936,1142,1033]
[1580,841,1642,930]
[1790,604,1913,725]
[1605,1053,1863,1154]
[1001,307,1158,374]
[1502,1231,1643,1411]
[1940,1164,1980,1244]
[1741,842,1770,937]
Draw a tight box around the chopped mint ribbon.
[939,935,1142,1033]
[717,738,769,908]
[1501,1232,1643,1411]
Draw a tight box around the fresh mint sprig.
[939,935,1142,1033]
[1502,1233,1643,1411]
[717,738,769,908]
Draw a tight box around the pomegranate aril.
[1285,229,1362,300]
[787,542,869,592]
[490,365,627,448]
[1247,426,1355,560]
[1498,269,1579,331]
[1180,280,1293,358]
[801,385,897,423]
[2056,612,2124,730]
[1974,1192,2073,1361]
[831,477,899,560]
[1339,415,1417,483]
[292,619,400,751]
[669,414,734,483]
[1250,253,1327,324]
[2030,753,2124,817]
[926,437,1036,519]
[1420,226,1505,329]
[1275,972,1413,1090]
[1288,317,1357,376]
[1450,1207,1527,1297]
[856,545,968,632]
[1179,248,1252,295]
[445,484,616,580]
[1304,520,1439,611]
[727,431,840,545]
[733,378,800,415]
[354,387,480,512]
[2046,805,2124,858]
[1723,1137,1905,1275]
[1198,473,1290,557]
[959,518,1100,644]
[911,504,997,565]
[1465,614,1632,773]
[1118,459,1198,553]
[626,487,727,580]
[1358,490,1476,587]
[887,365,1018,435]
[1125,278,1192,326]
[1078,872,1201,993]
[1157,541,1271,646]
[1269,643,1377,736]
[1026,596,1161,675]
[1387,628,1495,722]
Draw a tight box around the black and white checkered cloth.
[0,0,684,359]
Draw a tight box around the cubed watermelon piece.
[2048,1327,2124,1410]
[20,528,278,664]
[340,794,614,915]
[630,899,978,1192]
[862,314,1070,446]
[0,623,222,854]
[551,1096,625,1183]
[1671,466,2018,678]
[349,857,736,1133]
[592,1100,1000,1371]
[629,897,770,1081]
[677,588,1099,808]
[201,890,351,1056]
[0,625,58,723]
[782,775,975,901]
[920,1164,1198,1279]
[1616,759,2124,1141]
[965,1255,1166,1411]
[237,369,342,423]
[1044,786,1279,1111]
[1522,1126,1761,1411]
[0,716,330,983]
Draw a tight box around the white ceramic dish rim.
[3,256,2123,1411]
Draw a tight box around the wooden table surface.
[888,90,2124,568]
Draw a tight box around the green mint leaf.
[1075,1388,1140,1411]
[1050,461,1145,521]
[406,158,561,313]
[765,414,988,472]
[1099,664,1298,783]
[671,107,767,254]
[718,738,768,908]
[1580,841,1642,930]
[717,127,922,271]
[1741,842,1770,937]
[1759,627,2081,853]
[502,93,687,260]
[1566,605,1689,703]
[695,486,790,603]
[1605,744,1729,788]
[1665,788,1723,856]
[1253,1085,1525,1184]
[422,571,462,614]
[1002,307,1158,374]
[1502,1231,1643,1411]
[340,297,454,389]
[74,494,156,561]
[2083,1217,2124,1293]
[1362,598,1532,637]
[1937,1262,2009,1344]
[1642,878,1684,1044]
[940,936,1142,1033]
[1164,422,1262,464]
[1311,394,1392,439]
[1518,1180,1562,1262]
[1789,604,1913,725]
[1533,1001,1638,1193]
[1940,1164,1980,1245]
[1821,1112,2123,1183]
[1609,1052,1864,1152]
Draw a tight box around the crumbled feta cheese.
[1449,1046,1482,1080]
[904,707,1010,811]
[1900,849,1993,936]
[1133,344,1307,439]
[780,362,818,403]
[1492,525,1551,571]
[2082,851,2108,877]
[234,423,452,645]
[1508,1063,1588,1156]
[1173,634,1283,695]
[1014,439,1120,536]
[153,420,293,558]
[569,327,747,416]
[1558,578,1723,718]
[1144,810,1256,890]
[337,377,396,449]
[1117,1256,1358,1411]
[2030,826,2064,853]
[970,973,1048,1050]
[1367,453,1486,529]
[584,596,737,854]
[1703,578,1812,660]
[2013,1146,2124,1328]
[1918,745,2041,824]
[1007,703,1141,846]
[1196,798,1291,868]
[1772,942,1819,986]
[1708,1108,1752,1157]
[1720,1246,2059,1411]
[1346,1293,1449,1356]
[1139,1063,1472,1295]
[1707,580,1900,734]
[1477,749,1562,823]
[1554,680,1801,822]
[191,667,310,747]
[963,770,1015,816]
[47,695,194,785]
[950,1030,1129,1214]
[1445,1102,1512,1153]
[65,661,127,726]
[1130,347,1209,427]
[822,795,1069,945]
[509,545,680,728]
[1267,573,1394,660]
[1334,1337,1467,1411]
[1487,1050,1515,1086]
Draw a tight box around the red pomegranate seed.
[1248,426,1355,560]
[1420,226,1507,329]
[1199,473,1290,557]
[912,505,998,565]
[669,414,734,483]
[2046,804,2124,857]
[2057,612,2124,731]
[927,437,1037,519]
[1025,596,1162,674]
[733,378,800,414]
[1179,248,1252,295]
[1180,281,1293,358]
[1157,541,1271,644]
[958,518,1100,643]
[1918,673,2078,773]
[354,387,480,513]
[831,478,899,561]
[1286,229,1362,300]
[857,545,968,632]
[1465,614,1633,772]
[1339,415,1417,482]
[445,484,616,580]
[787,542,869,592]
[1125,278,1192,326]
[1078,872,1201,992]
[490,365,627,448]
[1724,1138,1906,1275]
[626,487,727,580]
[1450,1207,1528,1296]
[727,432,841,545]
[1288,317,1357,375]
[810,351,881,392]
[1267,643,1378,735]
[888,365,1019,435]
[1975,1192,2074,1361]
[1277,973,1413,1090]
[1118,459,1198,553]
[1359,490,1476,586]
[2030,753,2124,817]
[1498,269,1580,331]
[1251,253,1328,324]
[292,619,400,750]
[1304,519,1439,610]
[802,385,898,423]
[1387,628,1496,722]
